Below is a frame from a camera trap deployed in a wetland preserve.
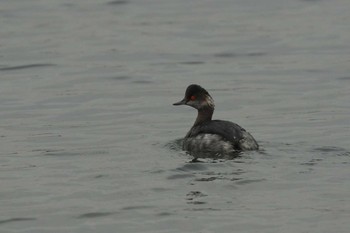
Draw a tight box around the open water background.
[1,0,350,232]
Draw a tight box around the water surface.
[1,0,350,232]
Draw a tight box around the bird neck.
[194,107,214,126]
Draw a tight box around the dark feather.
[186,120,246,149]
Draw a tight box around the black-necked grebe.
[173,84,258,157]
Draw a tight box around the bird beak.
[173,98,187,106]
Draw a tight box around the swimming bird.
[173,84,258,158]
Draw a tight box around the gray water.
[1,0,350,232]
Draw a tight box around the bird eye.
[190,95,196,101]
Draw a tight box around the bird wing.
[188,120,245,148]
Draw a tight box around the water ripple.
[0,218,36,225]
[77,212,115,219]
[0,64,55,71]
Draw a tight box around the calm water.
[1,0,350,232]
